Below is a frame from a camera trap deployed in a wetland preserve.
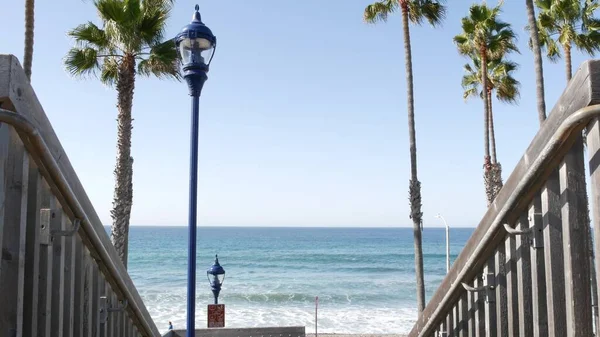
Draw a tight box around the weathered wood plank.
[441,319,448,337]
[407,59,600,336]
[99,274,106,337]
[587,117,600,336]
[92,262,100,337]
[0,127,28,337]
[458,292,468,337]
[0,123,8,295]
[453,304,459,336]
[494,242,508,337]
[467,279,476,337]
[474,274,485,337]
[37,181,54,337]
[83,248,93,337]
[50,199,65,337]
[515,214,533,337]
[505,233,519,337]
[541,172,567,337]
[528,198,547,337]
[62,217,76,337]
[559,136,593,336]
[15,147,29,337]
[73,237,84,337]
[446,310,454,337]
[22,164,43,337]
[484,257,496,337]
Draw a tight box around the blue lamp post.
[175,5,216,337]
[207,255,226,304]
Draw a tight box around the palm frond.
[68,22,111,50]
[100,56,119,86]
[65,47,101,77]
[363,0,397,23]
[137,39,180,80]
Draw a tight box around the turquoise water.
[125,226,472,334]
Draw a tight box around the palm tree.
[535,0,600,81]
[65,0,180,268]
[526,0,547,123]
[364,0,446,314]
[23,0,35,81]
[454,2,518,205]
[462,57,520,200]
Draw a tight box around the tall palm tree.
[454,2,518,205]
[65,0,180,268]
[535,0,600,81]
[23,0,35,81]
[462,57,520,200]
[364,0,446,314]
[526,0,547,123]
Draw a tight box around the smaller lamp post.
[207,255,226,304]
[435,214,450,273]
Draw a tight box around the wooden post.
[559,136,593,336]
[446,308,454,337]
[494,242,508,337]
[528,197,547,337]
[516,214,533,337]
[484,257,496,337]
[50,200,65,337]
[83,248,92,337]
[0,127,28,337]
[468,279,476,337]
[91,264,100,337]
[505,232,519,337]
[23,166,42,337]
[587,117,600,336]
[541,172,567,336]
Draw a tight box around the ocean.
[125,226,473,335]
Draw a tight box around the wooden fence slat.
[528,197,547,337]
[474,274,485,337]
[587,118,600,336]
[541,172,567,337]
[505,233,519,337]
[83,248,93,337]
[453,304,459,336]
[106,284,113,337]
[559,136,593,336]
[92,263,100,337]
[99,274,106,337]
[0,123,8,294]
[37,181,54,337]
[494,242,508,337]
[468,280,476,337]
[458,292,468,337]
[73,238,84,337]
[50,199,65,337]
[0,127,28,337]
[484,257,496,337]
[23,166,42,337]
[446,310,454,337]
[441,319,448,337]
[515,214,533,337]
[63,217,76,337]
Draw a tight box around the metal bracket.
[100,297,128,323]
[528,212,543,222]
[39,208,51,245]
[51,219,81,237]
[108,299,128,312]
[462,272,495,304]
[503,223,534,236]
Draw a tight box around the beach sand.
[306,333,406,337]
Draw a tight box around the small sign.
[208,304,225,328]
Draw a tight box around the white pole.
[435,214,450,273]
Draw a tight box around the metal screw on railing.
[503,223,534,236]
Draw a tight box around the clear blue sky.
[2,1,592,227]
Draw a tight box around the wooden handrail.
[409,59,600,336]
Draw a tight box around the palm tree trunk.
[525,0,546,124]
[565,42,572,82]
[488,90,497,165]
[487,89,503,201]
[23,0,35,82]
[401,1,425,314]
[111,54,136,268]
[481,51,493,206]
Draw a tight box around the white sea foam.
[143,289,417,335]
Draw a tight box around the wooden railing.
[409,60,600,337]
[164,326,306,337]
[0,54,160,336]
